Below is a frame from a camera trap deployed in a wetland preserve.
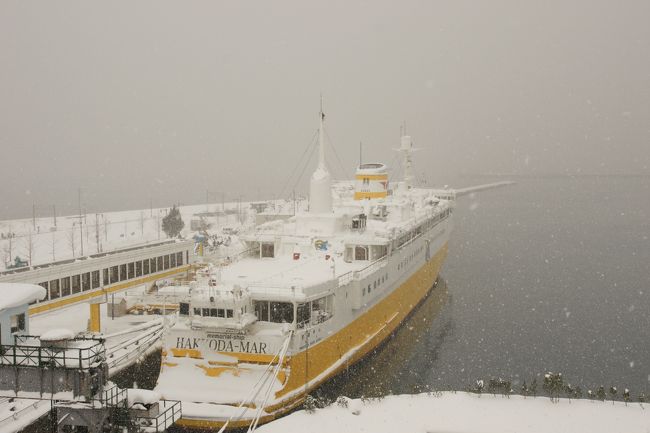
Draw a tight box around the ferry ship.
[155,107,453,429]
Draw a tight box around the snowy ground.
[0,198,300,271]
[258,392,650,433]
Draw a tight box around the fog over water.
[1,1,649,220]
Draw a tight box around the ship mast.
[309,97,333,213]
[399,124,415,190]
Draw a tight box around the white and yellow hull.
[160,236,449,430]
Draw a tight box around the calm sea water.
[322,175,650,398]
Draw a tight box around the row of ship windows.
[35,251,188,303]
[194,307,234,319]
[395,208,450,249]
[363,272,389,296]
[397,244,425,271]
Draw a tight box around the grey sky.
[1,0,649,219]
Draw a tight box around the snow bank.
[0,283,46,311]
[127,389,161,407]
[40,328,75,341]
[257,392,650,433]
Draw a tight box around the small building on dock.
[0,283,46,344]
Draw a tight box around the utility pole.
[78,188,84,256]
[52,204,57,229]
[71,224,76,258]
[95,214,101,253]
[27,231,33,265]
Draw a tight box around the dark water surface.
[323,175,650,398]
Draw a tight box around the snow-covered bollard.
[348,398,362,416]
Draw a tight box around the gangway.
[0,323,178,432]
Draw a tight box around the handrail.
[0,338,105,369]
[0,399,47,428]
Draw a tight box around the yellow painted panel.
[354,191,388,200]
[355,174,388,180]
[89,303,101,332]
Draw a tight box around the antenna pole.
[359,141,362,166]
[318,95,325,169]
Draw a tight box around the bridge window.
[170,253,177,268]
[119,264,127,281]
[270,302,293,323]
[193,308,201,316]
[110,266,119,284]
[217,308,225,318]
[61,277,71,297]
[179,303,189,316]
[261,243,274,258]
[150,258,157,273]
[177,252,184,266]
[49,279,60,299]
[254,300,269,321]
[72,275,81,294]
[297,295,334,328]
[163,255,170,270]
[209,308,218,317]
[226,309,233,318]
[103,268,109,286]
[254,301,294,323]
[128,262,135,279]
[355,246,368,261]
[135,261,142,277]
[202,308,210,317]
[143,259,150,275]
[92,271,100,289]
[82,272,90,291]
[157,256,163,271]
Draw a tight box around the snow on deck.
[257,392,649,433]
[219,254,358,291]
[155,356,284,405]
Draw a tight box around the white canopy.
[0,283,46,311]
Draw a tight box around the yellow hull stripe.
[28,265,191,315]
[177,243,448,429]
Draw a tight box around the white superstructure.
[155,107,453,430]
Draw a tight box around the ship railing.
[244,283,303,299]
[99,384,128,407]
[337,256,389,287]
[132,400,182,432]
[0,336,106,369]
[209,247,258,266]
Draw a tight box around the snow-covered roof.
[0,283,46,311]
[40,328,76,341]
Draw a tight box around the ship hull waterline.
[176,242,448,430]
